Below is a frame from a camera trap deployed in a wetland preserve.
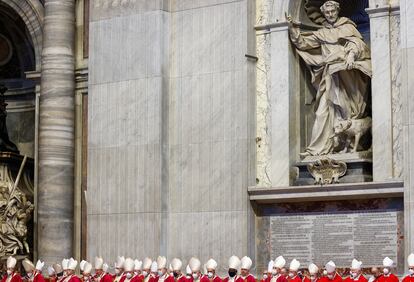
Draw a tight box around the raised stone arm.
[285,12,301,38]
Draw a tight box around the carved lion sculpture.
[333,117,372,153]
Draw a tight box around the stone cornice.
[366,5,400,18]
[248,181,404,203]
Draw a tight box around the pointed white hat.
[103,263,109,273]
[124,258,135,272]
[189,258,201,272]
[171,258,182,271]
[151,262,158,273]
[408,254,414,267]
[206,259,217,271]
[267,261,274,273]
[7,256,17,269]
[47,266,55,276]
[274,256,286,269]
[240,256,252,270]
[383,257,393,267]
[80,260,87,272]
[135,260,143,271]
[325,261,336,273]
[84,262,93,274]
[62,259,69,270]
[289,259,300,272]
[186,265,192,275]
[116,256,126,268]
[228,256,241,269]
[22,259,35,272]
[143,258,153,270]
[36,260,45,272]
[68,258,78,271]
[308,264,318,275]
[95,257,104,270]
[351,259,362,270]
[157,257,167,269]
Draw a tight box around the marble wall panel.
[167,0,255,269]
[88,0,255,267]
[88,8,167,262]
[89,12,165,85]
[90,0,168,21]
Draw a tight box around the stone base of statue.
[294,151,372,186]
[0,152,34,257]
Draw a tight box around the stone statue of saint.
[287,1,372,156]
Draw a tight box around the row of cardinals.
[258,256,414,282]
[2,254,414,282]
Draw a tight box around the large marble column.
[38,0,76,263]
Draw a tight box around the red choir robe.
[63,275,81,282]
[319,273,343,282]
[145,275,158,282]
[303,276,320,282]
[177,276,187,282]
[271,275,288,282]
[99,274,113,282]
[403,276,414,282]
[239,275,256,282]
[377,274,399,282]
[119,275,131,282]
[2,273,23,282]
[344,275,368,282]
[287,276,301,282]
[157,275,173,282]
[33,272,46,282]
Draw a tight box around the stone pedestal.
[294,152,373,186]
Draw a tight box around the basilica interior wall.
[87,0,256,270]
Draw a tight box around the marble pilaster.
[400,0,414,266]
[38,0,76,263]
[262,23,299,187]
[367,5,393,181]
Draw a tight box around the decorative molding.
[307,158,347,185]
[366,5,390,18]
[248,181,404,203]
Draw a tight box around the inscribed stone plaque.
[270,211,399,267]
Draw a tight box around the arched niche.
[0,0,44,158]
[288,0,372,156]
[0,0,43,71]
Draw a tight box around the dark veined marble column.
[38,0,76,263]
